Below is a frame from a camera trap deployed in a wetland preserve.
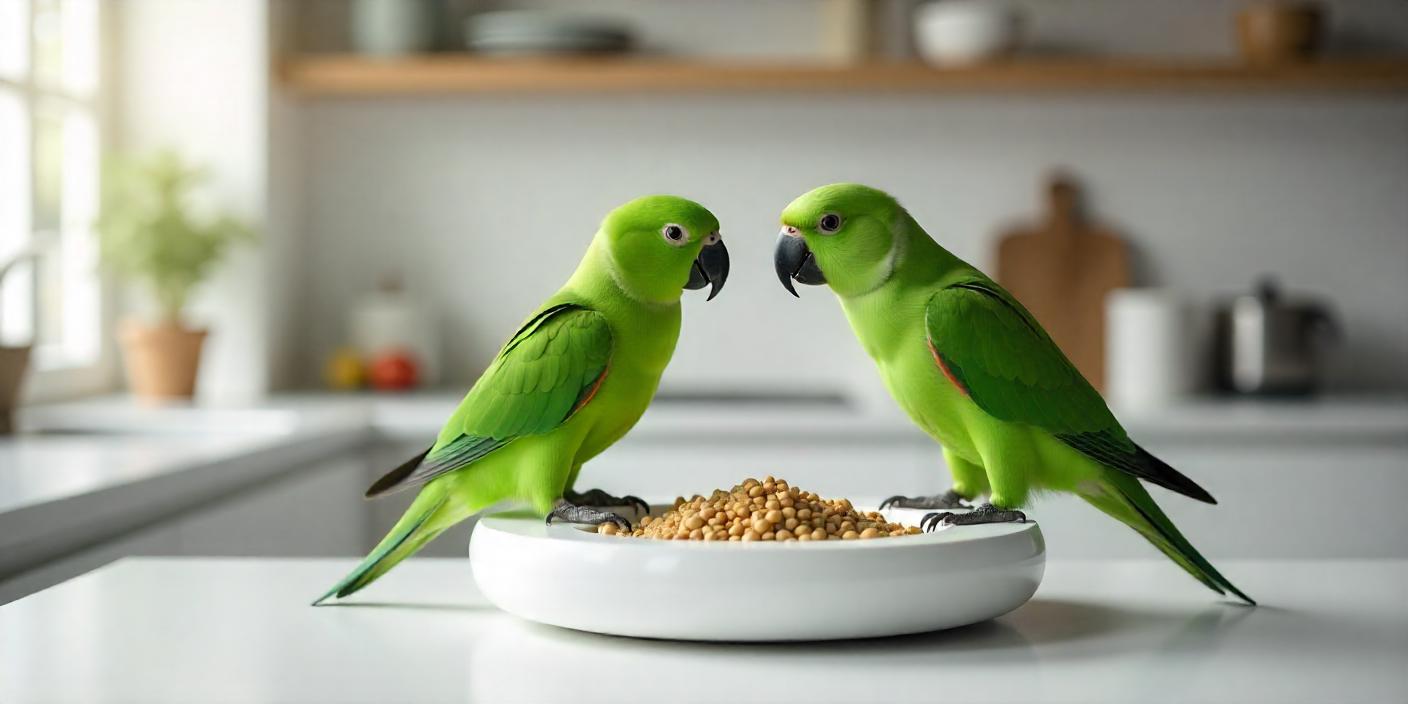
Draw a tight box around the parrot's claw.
[563,488,650,516]
[878,490,969,511]
[921,503,1026,531]
[546,500,633,531]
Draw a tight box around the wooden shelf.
[281,56,1408,96]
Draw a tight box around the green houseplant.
[96,151,253,400]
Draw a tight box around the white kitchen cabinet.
[349,395,1408,561]
[0,523,179,604]
[1130,440,1408,559]
[579,430,1408,561]
[0,453,371,604]
[169,456,370,558]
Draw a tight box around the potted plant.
[0,244,42,431]
[95,152,253,401]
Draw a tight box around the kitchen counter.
[0,407,370,586]
[13,393,1401,543]
[350,392,1408,444]
[2,404,370,521]
[29,392,1407,445]
[4,393,1407,593]
[2,557,1405,703]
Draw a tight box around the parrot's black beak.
[774,227,826,298]
[685,237,729,301]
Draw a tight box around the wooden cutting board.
[994,174,1129,392]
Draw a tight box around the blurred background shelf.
[280,56,1408,96]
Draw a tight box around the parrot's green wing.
[365,303,612,497]
[924,279,1215,503]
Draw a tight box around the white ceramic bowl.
[913,1,1022,66]
[470,506,1045,641]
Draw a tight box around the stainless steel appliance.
[1213,277,1338,395]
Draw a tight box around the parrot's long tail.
[1080,472,1255,605]
[312,484,470,605]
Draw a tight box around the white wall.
[294,94,1408,398]
[105,0,1408,400]
[205,0,1395,401]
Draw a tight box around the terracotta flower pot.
[0,345,31,433]
[119,320,208,402]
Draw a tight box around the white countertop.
[359,392,1408,444]
[20,392,1408,447]
[37,391,1399,443]
[0,433,281,517]
[2,557,1404,704]
[0,407,369,579]
[3,403,371,518]
[4,393,1403,580]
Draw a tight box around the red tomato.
[369,350,420,391]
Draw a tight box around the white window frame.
[1,0,117,402]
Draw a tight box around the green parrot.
[315,195,729,604]
[773,183,1252,604]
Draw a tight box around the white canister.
[1104,288,1196,410]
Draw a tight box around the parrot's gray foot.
[921,503,1026,531]
[879,489,969,511]
[546,499,632,531]
[563,488,649,515]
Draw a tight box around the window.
[0,0,106,396]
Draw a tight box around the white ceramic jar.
[1105,288,1197,410]
[913,0,1023,65]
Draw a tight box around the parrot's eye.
[703,231,720,246]
[661,223,689,246]
[818,213,843,234]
